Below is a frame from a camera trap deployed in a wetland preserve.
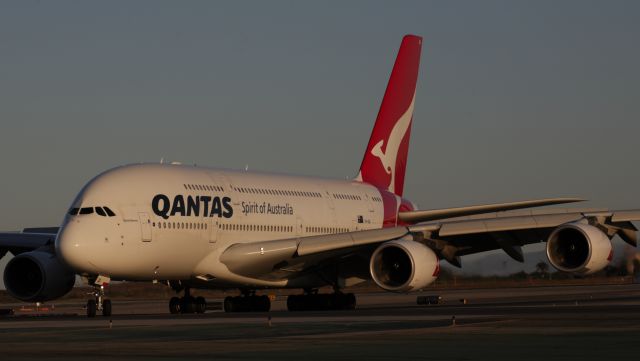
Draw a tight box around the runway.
[1,284,640,360]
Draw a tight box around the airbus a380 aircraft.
[1,35,638,317]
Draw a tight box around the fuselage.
[56,163,414,286]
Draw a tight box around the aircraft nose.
[56,222,91,272]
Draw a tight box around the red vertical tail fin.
[356,35,421,197]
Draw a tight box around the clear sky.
[1,1,639,284]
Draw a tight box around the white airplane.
[1,35,638,317]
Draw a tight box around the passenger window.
[95,207,107,216]
[103,207,116,217]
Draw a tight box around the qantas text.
[152,194,233,219]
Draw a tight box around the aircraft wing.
[410,209,639,266]
[0,227,59,258]
[218,209,639,280]
[397,198,584,223]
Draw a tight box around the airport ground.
[1,283,640,360]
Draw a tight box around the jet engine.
[546,223,612,275]
[369,237,439,292]
[3,251,76,302]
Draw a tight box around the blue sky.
[1,1,639,282]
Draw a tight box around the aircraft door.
[364,193,375,212]
[209,219,218,243]
[296,217,304,236]
[323,189,335,210]
[139,213,152,242]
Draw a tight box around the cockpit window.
[68,206,115,217]
[79,207,94,215]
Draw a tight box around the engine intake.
[3,251,76,302]
[370,237,439,292]
[546,223,612,275]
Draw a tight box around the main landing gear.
[86,285,112,318]
[287,290,356,311]
[223,291,271,312]
[169,287,207,314]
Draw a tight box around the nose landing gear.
[86,284,112,317]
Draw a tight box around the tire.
[169,297,181,314]
[346,293,356,310]
[87,299,97,318]
[102,299,112,317]
[287,295,299,311]
[195,296,206,314]
[223,296,235,313]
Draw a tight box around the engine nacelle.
[3,251,76,302]
[546,223,612,275]
[369,237,439,292]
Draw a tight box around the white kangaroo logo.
[370,95,415,193]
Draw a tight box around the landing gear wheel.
[86,281,111,318]
[169,297,181,314]
[195,296,207,314]
[287,294,300,311]
[102,299,112,317]
[87,299,97,318]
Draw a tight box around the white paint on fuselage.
[56,164,384,287]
